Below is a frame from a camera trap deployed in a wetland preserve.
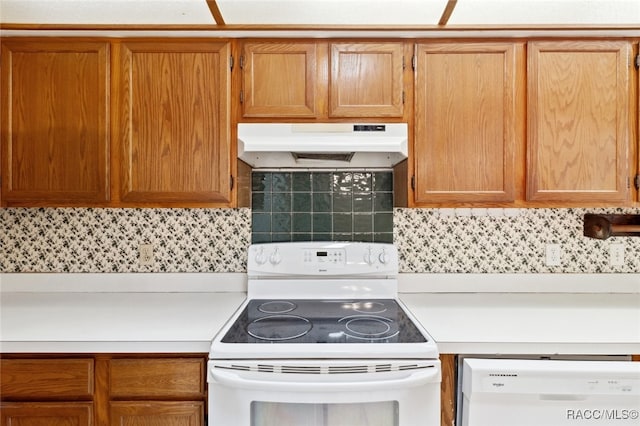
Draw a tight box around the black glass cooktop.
[221,299,428,344]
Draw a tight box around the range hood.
[238,123,408,169]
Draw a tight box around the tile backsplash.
[251,171,394,243]
[1,206,639,274]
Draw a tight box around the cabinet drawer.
[109,358,205,398]
[0,359,94,399]
[110,401,203,426]
[1,402,94,425]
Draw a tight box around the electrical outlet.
[139,244,154,266]
[610,244,625,266]
[545,244,562,266]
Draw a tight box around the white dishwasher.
[460,358,640,426]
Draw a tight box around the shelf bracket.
[583,213,640,240]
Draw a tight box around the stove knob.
[363,247,375,265]
[378,249,389,264]
[269,248,282,265]
[255,247,267,265]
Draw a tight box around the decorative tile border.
[394,207,640,273]
[1,208,250,273]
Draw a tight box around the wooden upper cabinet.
[1,40,109,206]
[527,40,631,203]
[241,42,321,118]
[116,40,232,205]
[414,42,521,204]
[329,42,405,117]
[240,41,406,119]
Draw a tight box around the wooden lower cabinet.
[440,354,456,426]
[110,402,203,426]
[0,402,93,426]
[0,355,207,426]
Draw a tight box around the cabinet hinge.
[411,55,416,71]
[239,55,245,69]
[230,175,234,190]
[230,55,234,70]
[402,91,405,105]
[411,175,416,191]
[635,54,640,70]
[634,174,640,191]
[240,90,244,104]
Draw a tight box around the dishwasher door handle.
[539,394,588,401]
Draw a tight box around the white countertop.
[401,293,640,355]
[1,273,639,355]
[0,292,246,353]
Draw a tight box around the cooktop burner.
[247,314,312,341]
[221,299,428,344]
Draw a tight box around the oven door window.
[251,401,399,426]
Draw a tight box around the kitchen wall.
[2,206,639,274]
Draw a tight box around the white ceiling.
[1,0,639,26]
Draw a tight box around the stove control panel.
[303,248,345,265]
[248,242,398,276]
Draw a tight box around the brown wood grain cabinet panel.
[241,42,321,118]
[116,40,232,205]
[1,402,93,426]
[0,358,94,399]
[527,40,631,203]
[329,42,404,117]
[414,42,521,204]
[440,354,456,426]
[109,358,205,398]
[0,40,109,205]
[109,401,203,426]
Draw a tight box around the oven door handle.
[211,367,440,392]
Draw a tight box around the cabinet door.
[116,41,232,205]
[527,41,630,203]
[110,402,203,426]
[329,42,405,117]
[1,40,109,205]
[1,402,93,426]
[414,43,520,203]
[241,42,321,117]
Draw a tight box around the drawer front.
[1,402,93,426]
[109,358,205,398]
[0,359,94,399]
[110,401,203,426]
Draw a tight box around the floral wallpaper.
[395,207,640,273]
[1,207,639,274]
[0,208,251,273]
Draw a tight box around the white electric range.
[208,242,441,426]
